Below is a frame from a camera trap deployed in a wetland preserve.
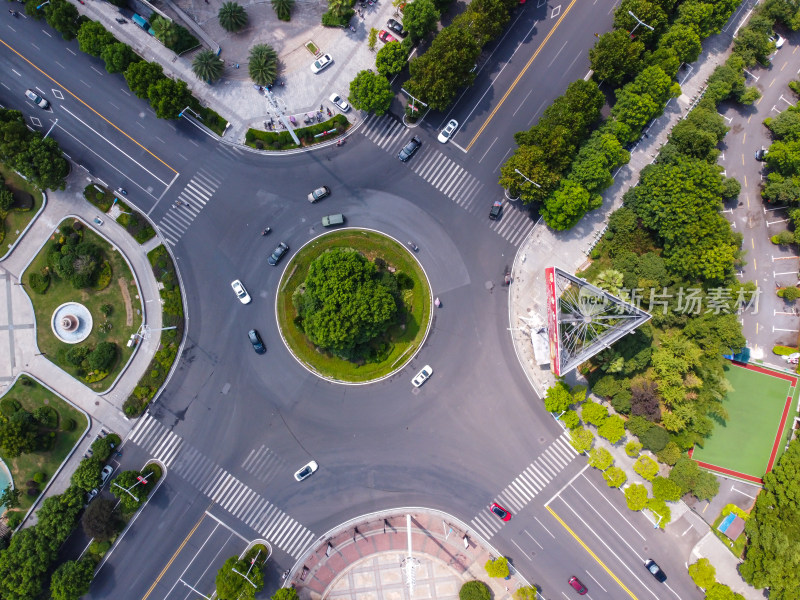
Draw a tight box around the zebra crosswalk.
[469,432,579,540]
[360,114,539,246]
[127,414,316,559]
[157,168,223,247]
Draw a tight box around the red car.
[378,29,397,43]
[490,503,511,521]
[568,576,588,595]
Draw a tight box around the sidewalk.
[72,0,397,143]
[0,167,165,521]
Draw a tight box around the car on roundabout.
[412,365,433,387]
[248,329,266,354]
[294,460,318,481]
[268,242,289,266]
[231,279,252,304]
[308,185,331,202]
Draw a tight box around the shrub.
[561,410,581,429]
[688,558,716,590]
[32,472,47,484]
[94,261,112,290]
[459,581,491,600]
[633,455,659,480]
[781,286,800,302]
[0,398,21,417]
[123,396,145,417]
[28,272,50,294]
[88,342,117,371]
[6,512,22,529]
[135,225,156,243]
[62,417,76,431]
[624,483,649,511]
[625,440,642,457]
[656,441,682,465]
[484,556,510,578]
[100,303,113,317]
[640,425,670,452]
[582,400,609,426]
[33,406,58,428]
[773,345,799,356]
[598,414,626,443]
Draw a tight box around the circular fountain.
[51,302,93,344]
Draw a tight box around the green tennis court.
[690,362,796,483]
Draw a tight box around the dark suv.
[248,329,266,354]
[398,136,421,162]
[268,242,289,266]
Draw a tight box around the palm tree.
[270,0,294,21]
[218,2,248,32]
[192,50,224,82]
[151,17,179,48]
[248,44,278,86]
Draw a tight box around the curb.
[0,191,48,262]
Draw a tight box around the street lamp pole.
[232,550,261,591]
[111,471,153,502]
[627,11,654,38]
[514,168,541,188]
[44,119,58,139]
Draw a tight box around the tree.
[82,498,117,541]
[0,527,51,599]
[77,21,116,57]
[544,382,573,413]
[271,0,294,20]
[484,556,510,578]
[295,250,398,355]
[581,401,609,426]
[598,415,626,443]
[13,134,70,190]
[147,78,192,120]
[633,455,659,480]
[688,557,716,590]
[90,436,115,462]
[647,497,671,527]
[614,0,667,43]
[36,486,84,547]
[125,61,165,99]
[151,16,179,48]
[569,427,594,454]
[540,179,599,231]
[499,144,560,205]
[624,483,648,511]
[589,30,644,86]
[659,24,702,63]
[656,441,681,465]
[193,49,225,83]
[651,476,682,501]
[669,457,719,500]
[248,44,279,86]
[216,555,264,599]
[45,0,80,40]
[705,583,745,600]
[368,27,378,51]
[110,470,152,513]
[376,41,408,76]
[588,447,613,470]
[514,586,539,600]
[272,589,299,600]
[348,70,394,115]
[219,1,248,31]
[101,43,139,74]
[50,558,95,600]
[459,581,491,600]
[604,466,627,488]
[0,484,21,509]
[625,440,642,457]
[561,410,581,429]
[0,410,38,458]
[402,0,440,41]
[630,377,660,420]
[640,423,670,452]
[71,457,102,492]
[88,342,117,371]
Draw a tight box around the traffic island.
[276,229,432,383]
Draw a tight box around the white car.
[329,93,350,113]
[438,119,458,143]
[25,89,50,109]
[100,465,114,487]
[412,365,433,387]
[769,34,786,49]
[294,460,318,482]
[231,279,252,304]
[311,54,333,73]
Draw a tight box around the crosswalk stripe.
[128,414,153,442]
[209,472,233,501]
[248,504,270,529]
[545,446,569,468]
[287,530,313,557]
[241,448,258,470]
[498,491,523,512]
[432,162,460,190]
[264,512,290,538]
[521,468,542,492]
[441,165,466,197]
[555,437,578,458]
[221,481,245,510]
[202,467,225,495]
[536,456,559,478]
[131,416,158,444]
[416,152,447,180]
[275,521,300,547]
[258,505,280,532]
[529,463,551,484]
[235,490,256,518]
[160,437,183,466]
[150,431,175,458]
[511,480,533,502]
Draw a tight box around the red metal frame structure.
[545,267,651,376]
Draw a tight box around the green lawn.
[277,230,431,382]
[0,375,88,514]
[692,362,792,478]
[23,219,142,391]
[1,162,44,256]
[82,185,156,244]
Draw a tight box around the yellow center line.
[141,505,211,600]
[0,38,177,174]
[545,505,639,600]
[465,0,579,152]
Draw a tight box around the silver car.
[294,460,318,481]
[311,54,333,73]
[25,89,50,109]
[329,93,350,113]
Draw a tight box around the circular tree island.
[276,230,432,383]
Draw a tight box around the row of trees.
[688,558,745,600]
[501,0,743,230]
[0,109,69,191]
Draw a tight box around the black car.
[755,148,768,161]
[386,18,406,36]
[489,200,502,220]
[398,136,421,162]
[644,559,667,582]
[248,329,266,354]
[268,242,289,266]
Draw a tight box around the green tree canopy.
[77,21,116,57]
[216,555,264,600]
[589,30,644,86]
[688,557,716,590]
[604,466,628,488]
[271,0,294,20]
[376,41,409,76]
[45,0,80,40]
[0,410,38,458]
[624,483,649,510]
[484,556,510,578]
[82,497,118,541]
[192,49,224,82]
[296,249,399,355]
[125,61,166,99]
[71,456,102,491]
[248,44,279,86]
[402,0,440,41]
[569,427,594,453]
[101,43,139,74]
[147,78,192,119]
[588,447,614,470]
[348,70,394,115]
[219,1,249,30]
[49,559,95,600]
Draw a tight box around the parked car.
[769,33,786,48]
[412,365,433,387]
[311,54,333,73]
[490,502,511,521]
[100,465,114,487]
[329,93,350,112]
[231,279,252,304]
[308,185,331,202]
[294,460,318,481]
[568,576,587,595]
[25,89,50,109]
[322,214,345,227]
[438,119,458,143]
[248,329,266,354]
[268,242,289,266]
[489,200,503,220]
[755,148,768,161]
[398,136,422,162]
[386,18,406,36]
[378,29,397,43]
[644,559,667,582]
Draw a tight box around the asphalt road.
[2,3,705,599]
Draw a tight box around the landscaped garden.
[0,375,88,520]
[1,162,44,258]
[277,230,432,382]
[245,114,349,151]
[83,184,156,244]
[23,218,141,391]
